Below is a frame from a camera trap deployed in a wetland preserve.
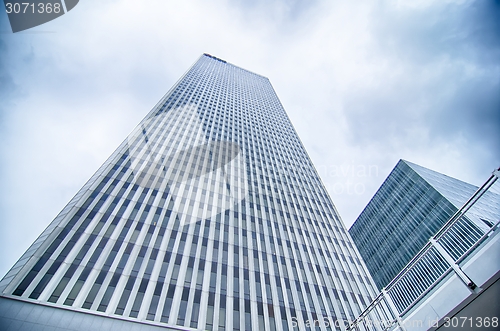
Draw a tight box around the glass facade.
[0,54,379,331]
[349,160,500,290]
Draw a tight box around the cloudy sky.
[0,0,499,277]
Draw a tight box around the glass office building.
[0,54,379,331]
[349,159,500,290]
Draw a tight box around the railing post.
[429,238,479,292]
[493,168,500,180]
[381,289,407,331]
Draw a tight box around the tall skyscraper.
[0,54,379,331]
[349,159,500,290]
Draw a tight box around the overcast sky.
[1,0,499,277]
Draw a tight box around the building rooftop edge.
[202,53,269,80]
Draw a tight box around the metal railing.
[348,168,500,331]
